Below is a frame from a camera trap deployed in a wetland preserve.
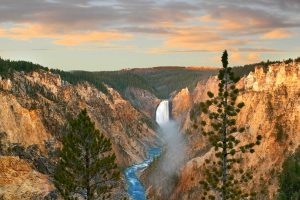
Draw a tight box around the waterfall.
[125,99,184,200]
[151,99,186,198]
[156,100,170,125]
[124,101,169,200]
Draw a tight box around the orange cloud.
[262,29,293,39]
[3,24,57,40]
[247,53,260,62]
[200,15,245,30]
[0,23,132,46]
[54,31,132,46]
[231,52,260,63]
[200,14,265,32]
[199,10,295,39]
[162,27,245,52]
[212,52,261,65]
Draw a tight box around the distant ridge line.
[185,66,221,70]
[121,66,220,72]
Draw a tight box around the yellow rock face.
[171,87,192,119]
[0,156,53,200]
[170,62,300,200]
[0,93,51,148]
[0,70,158,199]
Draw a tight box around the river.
[124,100,170,200]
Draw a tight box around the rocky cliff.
[124,87,160,119]
[170,61,300,200]
[171,87,192,120]
[0,70,158,199]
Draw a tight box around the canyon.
[167,61,300,200]
[0,70,158,199]
[0,59,299,200]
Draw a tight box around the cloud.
[237,48,283,52]
[0,0,299,61]
[151,2,299,55]
[247,53,261,62]
[0,24,132,46]
[231,52,261,64]
[118,26,173,35]
[145,2,299,55]
[54,31,132,46]
[200,0,300,14]
[148,48,212,54]
[261,29,293,39]
[212,52,261,65]
[0,0,200,46]
[274,0,300,11]
[160,26,248,52]
[116,0,198,24]
[0,1,298,38]
[0,24,57,40]
[0,0,122,29]
[0,0,197,31]
[199,5,299,35]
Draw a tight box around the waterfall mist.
[148,100,187,198]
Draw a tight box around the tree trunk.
[85,149,91,200]
[222,67,228,200]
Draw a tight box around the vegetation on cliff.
[278,147,300,200]
[0,57,109,95]
[0,57,49,77]
[68,70,154,97]
[0,57,213,98]
[1,56,299,100]
[129,67,219,98]
[192,51,262,200]
[54,109,120,200]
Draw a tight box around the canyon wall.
[124,87,160,119]
[0,70,158,199]
[170,61,300,200]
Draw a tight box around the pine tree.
[192,50,262,200]
[54,109,120,200]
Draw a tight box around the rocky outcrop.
[0,70,159,199]
[0,156,53,200]
[171,87,192,120]
[170,61,300,200]
[0,93,51,149]
[124,87,160,119]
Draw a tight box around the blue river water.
[124,147,161,200]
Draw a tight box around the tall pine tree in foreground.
[54,109,120,200]
[191,51,262,200]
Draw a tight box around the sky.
[0,0,299,71]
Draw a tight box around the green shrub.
[278,147,300,199]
